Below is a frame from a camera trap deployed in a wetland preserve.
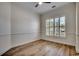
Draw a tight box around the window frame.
[45,16,66,38]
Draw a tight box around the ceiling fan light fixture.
[39,2,43,5]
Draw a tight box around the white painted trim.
[42,39,75,46]
[12,39,40,48]
[0,47,11,56]
[75,3,79,53]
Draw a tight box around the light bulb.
[39,2,43,5]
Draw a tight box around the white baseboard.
[1,39,40,56]
[12,39,40,48]
[42,39,75,46]
[0,47,11,56]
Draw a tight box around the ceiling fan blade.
[35,3,39,7]
[43,2,51,3]
[52,5,56,8]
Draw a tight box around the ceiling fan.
[35,2,51,8]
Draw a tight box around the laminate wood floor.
[2,40,77,56]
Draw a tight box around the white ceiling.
[12,2,71,14]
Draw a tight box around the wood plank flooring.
[2,40,77,56]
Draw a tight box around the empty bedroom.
[0,2,79,56]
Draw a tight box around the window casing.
[46,16,65,37]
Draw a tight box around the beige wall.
[11,3,40,47]
[40,3,76,46]
[0,2,40,55]
[0,3,11,55]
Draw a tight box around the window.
[60,16,65,37]
[46,19,50,36]
[46,16,65,37]
[46,19,54,36]
[49,19,54,36]
[55,18,60,36]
